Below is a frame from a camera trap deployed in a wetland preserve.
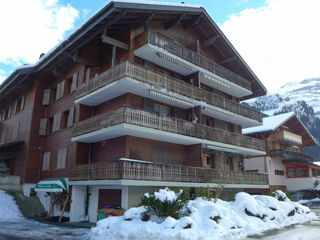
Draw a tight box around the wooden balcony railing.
[69,160,269,185]
[76,62,262,122]
[270,149,313,162]
[135,30,251,91]
[73,106,265,151]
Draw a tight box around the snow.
[244,78,320,119]
[149,188,181,202]
[0,190,22,221]
[314,184,320,191]
[89,190,316,240]
[243,112,295,135]
[298,198,320,205]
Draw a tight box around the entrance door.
[98,189,122,209]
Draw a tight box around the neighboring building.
[243,112,318,194]
[0,1,268,222]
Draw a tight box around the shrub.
[141,188,188,219]
[272,190,294,201]
[197,187,215,200]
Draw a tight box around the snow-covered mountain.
[246,78,320,118]
[243,78,320,160]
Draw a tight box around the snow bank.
[89,191,316,240]
[0,190,22,221]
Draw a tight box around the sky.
[0,0,319,93]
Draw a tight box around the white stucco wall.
[70,185,87,222]
[266,157,286,186]
[244,156,266,173]
[285,177,320,192]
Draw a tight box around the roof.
[0,0,267,103]
[243,112,295,135]
[243,112,317,146]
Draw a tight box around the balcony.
[75,62,262,128]
[72,106,265,156]
[277,130,302,145]
[69,160,269,186]
[134,30,252,98]
[270,149,313,162]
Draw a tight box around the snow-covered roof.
[243,112,295,135]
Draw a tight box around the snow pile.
[0,190,22,221]
[298,198,320,205]
[314,184,320,191]
[89,190,316,240]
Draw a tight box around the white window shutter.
[39,118,47,136]
[42,89,51,105]
[57,148,67,169]
[52,113,61,132]
[8,105,12,118]
[55,83,60,101]
[13,100,18,114]
[85,68,91,82]
[71,72,78,92]
[67,107,75,127]
[20,95,25,111]
[60,80,65,99]
[42,152,51,171]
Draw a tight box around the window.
[312,168,320,177]
[65,77,72,95]
[154,103,170,116]
[47,117,54,134]
[275,170,284,176]
[287,166,309,178]
[201,116,214,127]
[16,98,22,112]
[225,156,234,171]
[203,153,215,169]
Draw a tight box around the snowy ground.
[0,190,89,240]
[89,189,317,240]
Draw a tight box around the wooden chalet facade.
[0,1,267,222]
[243,112,317,196]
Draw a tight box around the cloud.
[0,0,78,66]
[0,69,6,84]
[220,0,320,92]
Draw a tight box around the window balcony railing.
[69,159,268,185]
[134,30,251,91]
[75,61,262,122]
[270,149,313,162]
[73,106,265,151]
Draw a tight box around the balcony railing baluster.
[76,61,262,122]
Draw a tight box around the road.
[245,207,320,240]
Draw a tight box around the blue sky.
[1,0,320,92]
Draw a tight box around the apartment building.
[0,1,268,222]
[243,112,317,195]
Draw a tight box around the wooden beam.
[135,12,155,29]
[219,56,237,65]
[202,35,220,47]
[71,11,127,53]
[184,15,203,29]
[101,35,129,50]
[165,14,185,29]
